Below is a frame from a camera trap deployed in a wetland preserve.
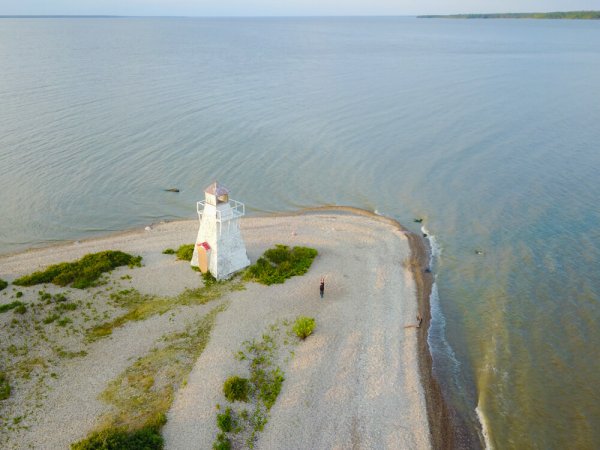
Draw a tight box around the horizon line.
[2,10,598,19]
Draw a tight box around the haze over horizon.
[1,0,599,17]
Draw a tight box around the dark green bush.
[71,415,165,450]
[293,316,316,340]
[216,407,234,432]
[13,251,142,289]
[243,245,318,285]
[15,291,23,298]
[213,433,231,450]
[223,376,250,402]
[0,279,7,291]
[175,244,195,261]
[14,304,27,315]
[162,248,175,255]
[0,301,25,314]
[0,372,10,400]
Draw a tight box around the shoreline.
[301,207,461,449]
[0,207,461,448]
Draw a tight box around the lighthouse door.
[197,242,211,274]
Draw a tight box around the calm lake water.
[1,16,599,449]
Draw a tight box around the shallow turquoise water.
[1,17,599,448]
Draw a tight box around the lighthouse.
[191,181,250,279]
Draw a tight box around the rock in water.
[165,188,180,193]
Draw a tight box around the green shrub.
[217,407,234,432]
[293,316,316,340]
[223,376,250,402]
[71,425,163,450]
[0,372,10,400]
[72,415,165,450]
[13,251,142,289]
[14,304,27,314]
[162,248,175,255]
[243,245,317,285]
[257,368,285,410]
[213,433,231,450]
[0,301,25,314]
[175,244,195,261]
[0,279,7,291]
[15,291,23,298]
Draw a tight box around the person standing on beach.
[320,277,325,298]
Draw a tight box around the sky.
[1,0,599,17]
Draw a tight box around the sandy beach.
[0,210,440,449]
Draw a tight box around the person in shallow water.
[320,277,325,298]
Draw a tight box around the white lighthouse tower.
[191,181,250,280]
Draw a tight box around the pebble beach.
[0,210,438,449]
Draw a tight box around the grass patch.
[57,317,73,327]
[162,248,175,255]
[293,316,316,340]
[56,302,77,312]
[43,314,60,324]
[74,302,228,449]
[223,376,250,402]
[215,318,313,448]
[13,250,142,289]
[71,414,165,450]
[14,304,27,315]
[0,278,7,291]
[15,357,47,379]
[243,245,317,285]
[87,278,243,341]
[56,348,88,359]
[0,301,25,314]
[0,372,10,400]
[175,244,194,261]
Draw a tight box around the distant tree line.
[418,11,600,20]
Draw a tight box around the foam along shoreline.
[0,209,450,449]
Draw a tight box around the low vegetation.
[0,372,10,400]
[175,244,194,261]
[73,302,228,450]
[71,415,165,450]
[88,277,243,341]
[0,301,25,314]
[215,317,316,448]
[293,316,316,340]
[223,376,250,402]
[243,245,318,285]
[0,279,7,291]
[13,251,142,289]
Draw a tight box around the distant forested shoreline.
[418,11,600,20]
